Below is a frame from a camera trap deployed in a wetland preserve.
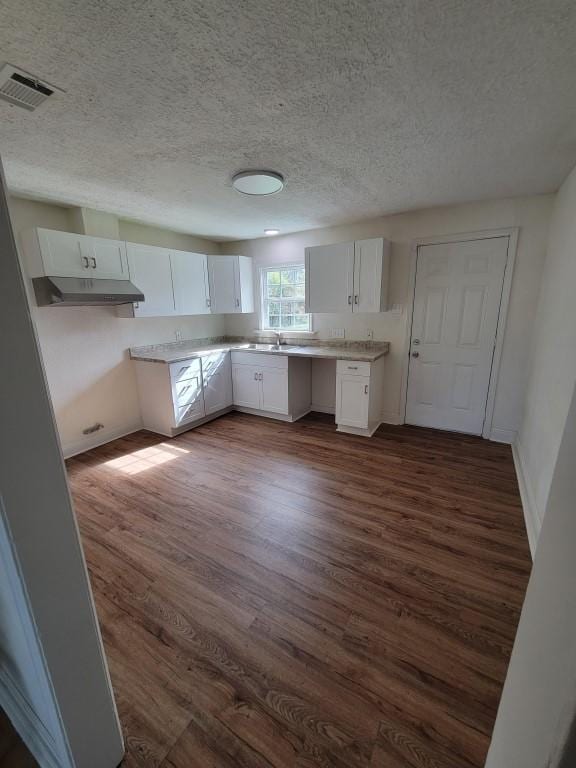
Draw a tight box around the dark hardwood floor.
[67,412,532,768]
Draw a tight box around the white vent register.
[0,63,63,111]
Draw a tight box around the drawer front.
[231,351,288,369]
[176,400,204,425]
[336,359,371,376]
[170,358,201,383]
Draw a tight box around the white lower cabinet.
[134,352,233,436]
[203,352,233,415]
[335,358,385,437]
[231,351,310,420]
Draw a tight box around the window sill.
[255,329,317,338]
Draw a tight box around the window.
[261,265,310,331]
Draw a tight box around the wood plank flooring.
[67,412,532,768]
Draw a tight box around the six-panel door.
[405,237,508,434]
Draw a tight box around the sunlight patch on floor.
[104,443,189,475]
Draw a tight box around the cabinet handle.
[364,384,368,395]
[354,295,359,305]
[236,298,240,308]
[348,366,358,370]
[254,372,258,380]
[82,256,89,268]
[348,295,352,305]
[91,257,97,269]
[206,298,211,307]
[259,372,263,381]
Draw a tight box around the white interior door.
[171,251,210,315]
[405,237,508,435]
[305,242,354,313]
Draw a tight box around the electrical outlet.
[366,329,374,340]
[175,329,182,341]
[331,328,345,339]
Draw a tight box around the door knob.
[411,351,420,358]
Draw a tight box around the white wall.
[8,198,225,456]
[515,165,576,543]
[222,195,553,434]
[486,382,576,768]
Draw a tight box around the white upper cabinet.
[23,228,128,280]
[305,237,390,313]
[81,236,129,279]
[353,238,390,312]
[208,255,254,314]
[305,242,355,313]
[126,243,175,317]
[171,251,211,315]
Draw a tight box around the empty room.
[1,2,576,767]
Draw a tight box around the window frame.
[259,264,311,332]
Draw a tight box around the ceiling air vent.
[0,64,62,111]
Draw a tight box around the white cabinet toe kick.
[133,348,386,438]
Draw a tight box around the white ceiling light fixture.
[264,228,280,236]
[232,170,284,196]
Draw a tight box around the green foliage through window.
[261,266,310,331]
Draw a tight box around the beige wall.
[486,382,576,768]
[8,197,224,456]
[515,165,576,545]
[221,195,554,436]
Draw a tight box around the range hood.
[32,276,145,307]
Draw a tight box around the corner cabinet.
[22,228,128,280]
[133,352,234,436]
[305,237,390,313]
[208,255,254,314]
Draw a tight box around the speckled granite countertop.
[130,338,390,364]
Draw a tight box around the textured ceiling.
[1,0,576,240]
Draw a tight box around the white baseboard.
[381,411,403,425]
[490,427,518,444]
[310,404,335,414]
[0,669,65,768]
[512,441,540,558]
[62,420,142,459]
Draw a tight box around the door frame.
[399,227,519,440]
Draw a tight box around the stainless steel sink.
[243,343,295,352]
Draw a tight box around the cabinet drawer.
[170,358,201,382]
[176,401,203,425]
[231,351,288,369]
[336,360,371,376]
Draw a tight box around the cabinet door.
[208,255,239,313]
[82,237,128,279]
[237,255,255,313]
[335,374,370,428]
[203,353,233,415]
[171,251,211,315]
[127,244,175,316]
[353,238,386,313]
[232,365,261,408]
[305,242,354,313]
[260,368,289,414]
[37,229,87,277]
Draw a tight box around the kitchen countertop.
[130,339,390,364]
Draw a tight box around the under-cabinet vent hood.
[32,276,145,307]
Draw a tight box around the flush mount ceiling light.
[264,229,280,235]
[232,170,284,196]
